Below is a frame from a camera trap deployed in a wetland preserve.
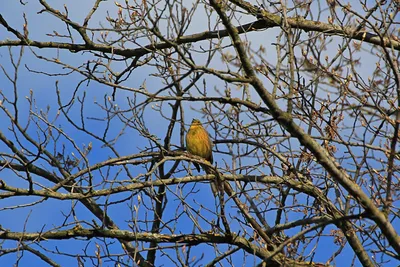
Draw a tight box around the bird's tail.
[205,166,218,196]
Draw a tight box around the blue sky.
[0,1,399,266]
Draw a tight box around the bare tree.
[0,0,399,266]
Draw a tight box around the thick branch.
[209,0,399,265]
[1,6,398,59]
[0,228,329,267]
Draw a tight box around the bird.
[186,119,217,196]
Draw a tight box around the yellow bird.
[186,119,217,195]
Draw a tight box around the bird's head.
[191,119,202,126]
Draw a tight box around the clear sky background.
[0,0,398,266]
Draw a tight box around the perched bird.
[186,119,217,196]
